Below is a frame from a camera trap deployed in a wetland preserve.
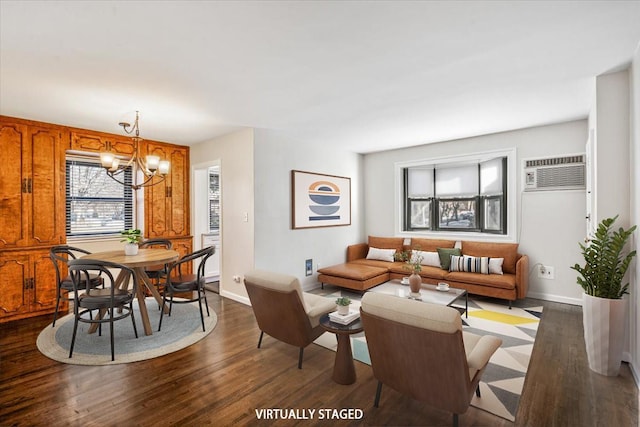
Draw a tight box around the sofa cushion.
[366,247,396,262]
[461,241,519,274]
[410,238,456,252]
[368,236,405,253]
[445,271,516,290]
[417,265,450,280]
[317,263,388,280]
[437,247,461,270]
[351,258,404,270]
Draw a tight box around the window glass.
[66,159,133,236]
[409,200,431,229]
[438,199,477,229]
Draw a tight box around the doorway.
[192,160,221,293]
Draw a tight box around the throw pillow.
[411,250,441,267]
[436,247,461,270]
[449,255,490,274]
[366,247,396,262]
[489,258,504,275]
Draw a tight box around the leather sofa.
[317,236,529,306]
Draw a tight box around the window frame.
[65,157,134,238]
[396,148,516,240]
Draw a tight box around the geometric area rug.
[314,295,542,422]
[36,297,217,366]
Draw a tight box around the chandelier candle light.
[100,111,170,190]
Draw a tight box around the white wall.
[363,120,587,304]
[190,129,255,303]
[629,45,640,384]
[253,129,365,290]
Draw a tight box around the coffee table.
[319,314,363,385]
[368,279,468,318]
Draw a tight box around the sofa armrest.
[347,243,369,262]
[516,254,529,299]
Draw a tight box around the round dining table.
[80,248,180,336]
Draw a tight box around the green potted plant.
[335,296,351,315]
[570,215,636,376]
[395,249,423,296]
[120,229,142,255]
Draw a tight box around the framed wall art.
[291,170,351,229]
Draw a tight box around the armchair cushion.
[303,292,337,327]
[360,292,461,333]
[244,270,307,310]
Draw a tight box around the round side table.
[319,313,364,385]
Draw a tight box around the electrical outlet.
[538,265,554,280]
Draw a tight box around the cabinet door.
[0,254,30,320]
[27,126,66,246]
[0,122,29,249]
[171,237,193,276]
[71,131,135,156]
[31,250,59,312]
[167,146,189,236]
[144,142,189,238]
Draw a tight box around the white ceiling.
[1,1,640,154]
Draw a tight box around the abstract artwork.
[291,170,351,229]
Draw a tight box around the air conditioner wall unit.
[523,154,586,192]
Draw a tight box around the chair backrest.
[139,238,173,249]
[67,259,137,308]
[50,245,93,286]
[243,270,314,348]
[167,246,214,280]
[360,292,472,414]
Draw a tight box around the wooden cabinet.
[0,249,59,322]
[144,142,190,238]
[0,119,67,249]
[70,130,135,156]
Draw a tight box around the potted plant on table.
[570,215,636,376]
[396,249,424,297]
[335,297,352,315]
[121,229,142,256]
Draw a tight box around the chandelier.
[99,111,170,190]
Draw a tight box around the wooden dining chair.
[49,245,104,327]
[67,259,139,362]
[158,246,215,332]
[138,238,173,293]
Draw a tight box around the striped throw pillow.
[449,255,490,274]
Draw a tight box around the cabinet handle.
[30,278,34,289]
[167,186,172,198]
[22,179,27,193]
[27,178,33,194]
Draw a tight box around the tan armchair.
[360,292,502,427]
[244,270,337,369]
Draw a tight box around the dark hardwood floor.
[0,291,637,427]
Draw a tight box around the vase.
[337,304,350,315]
[124,243,139,256]
[409,273,422,296]
[582,293,627,376]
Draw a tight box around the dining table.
[80,248,180,336]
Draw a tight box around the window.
[208,168,220,232]
[66,158,133,237]
[403,156,507,234]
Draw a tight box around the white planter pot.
[582,293,627,376]
[337,305,350,315]
[124,243,139,256]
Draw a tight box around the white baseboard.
[219,289,251,306]
[526,291,582,306]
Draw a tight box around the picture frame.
[291,170,351,229]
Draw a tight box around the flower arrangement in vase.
[395,249,423,296]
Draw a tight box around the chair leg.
[298,347,304,369]
[158,293,167,332]
[257,331,264,348]
[68,315,79,358]
[203,289,210,316]
[197,289,206,332]
[475,384,481,397]
[508,300,512,309]
[52,291,61,327]
[110,308,115,362]
[130,302,138,339]
[374,381,383,407]
[453,413,459,427]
